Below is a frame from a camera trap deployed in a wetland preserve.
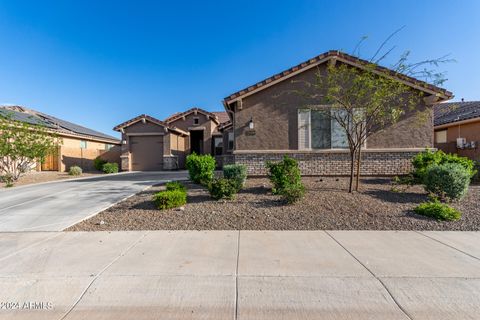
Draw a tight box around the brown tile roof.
[434,101,480,126]
[223,50,453,105]
[211,111,230,124]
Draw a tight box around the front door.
[190,130,204,154]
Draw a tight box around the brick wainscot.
[233,149,428,176]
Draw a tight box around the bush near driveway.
[412,149,477,183]
[414,200,461,221]
[165,181,186,192]
[102,162,119,174]
[153,189,187,210]
[93,156,107,171]
[69,165,82,176]
[424,163,470,201]
[223,164,247,191]
[208,178,238,200]
[266,156,305,204]
[186,153,216,185]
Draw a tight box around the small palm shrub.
[153,189,187,210]
[414,200,461,221]
[69,165,82,176]
[93,156,107,171]
[424,163,470,201]
[208,178,237,200]
[102,162,119,174]
[412,149,476,183]
[223,164,247,191]
[186,153,216,185]
[166,181,186,192]
[266,156,305,203]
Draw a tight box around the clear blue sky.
[0,0,479,137]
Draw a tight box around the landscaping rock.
[66,178,480,231]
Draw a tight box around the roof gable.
[223,50,453,106]
[165,107,221,124]
[114,114,188,136]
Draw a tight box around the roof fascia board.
[435,116,480,129]
[224,55,451,106]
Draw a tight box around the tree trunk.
[355,146,362,191]
[348,149,356,193]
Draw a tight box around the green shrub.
[166,181,186,192]
[266,156,305,203]
[424,163,470,201]
[153,189,187,210]
[69,165,82,176]
[208,178,237,200]
[412,149,476,182]
[102,162,119,174]
[1,173,14,187]
[223,164,247,191]
[414,200,461,221]
[281,182,305,204]
[93,156,107,171]
[186,153,216,185]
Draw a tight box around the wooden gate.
[41,147,59,171]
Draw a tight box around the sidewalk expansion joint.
[415,231,480,262]
[324,231,413,320]
[58,231,150,320]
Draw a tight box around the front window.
[193,117,199,125]
[214,137,223,155]
[435,130,447,143]
[298,107,349,150]
[228,132,234,150]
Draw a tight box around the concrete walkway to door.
[1,230,479,319]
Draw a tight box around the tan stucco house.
[0,105,120,172]
[222,50,453,175]
[434,100,480,161]
[115,50,453,175]
[114,109,233,171]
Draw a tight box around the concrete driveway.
[0,230,479,319]
[0,171,188,232]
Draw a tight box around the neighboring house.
[113,109,232,171]
[434,100,480,161]
[222,50,453,176]
[0,106,120,172]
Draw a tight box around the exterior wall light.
[122,140,127,145]
[249,118,254,129]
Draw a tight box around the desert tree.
[301,30,451,192]
[0,113,60,186]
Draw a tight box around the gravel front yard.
[67,177,480,231]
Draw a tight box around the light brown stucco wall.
[234,64,434,151]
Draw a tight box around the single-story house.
[0,105,121,172]
[115,50,453,175]
[114,109,233,171]
[222,50,453,176]
[434,100,480,161]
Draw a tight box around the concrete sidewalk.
[0,231,479,319]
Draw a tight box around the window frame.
[298,106,362,151]
[227,132,234,151]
